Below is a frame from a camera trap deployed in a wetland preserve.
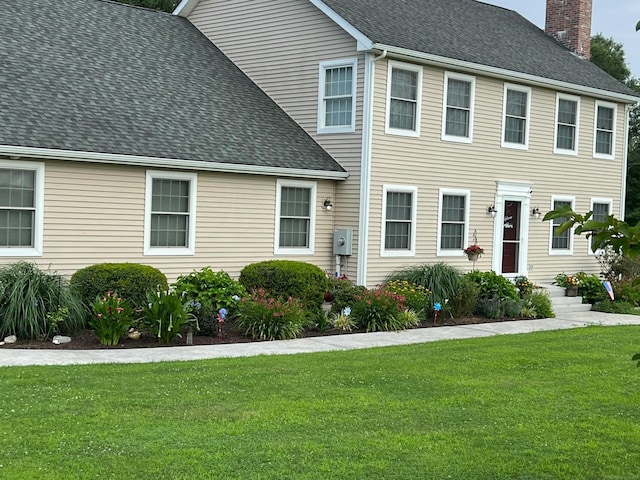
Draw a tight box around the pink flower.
[116,307,124,313]
[97,313,103,318]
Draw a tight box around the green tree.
[590,34,631,83]
[113,0,179,13]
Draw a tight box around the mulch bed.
[1,315,524,350]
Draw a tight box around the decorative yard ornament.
[603,281,615,301]
[433,302,442,326]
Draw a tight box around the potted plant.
[554,273,580,297]
[463,244,484,261]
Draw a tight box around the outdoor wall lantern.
[487,205,497,218]
[323,198,333,210]
[531,206,541,219]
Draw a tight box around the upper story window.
[144,170,197,256]
[502,84,531,149]
[275,179,316,255]
[317,58,357,134]
[549,196,574,255]
[0,160,44,257]
[437,189,470,256]
[593,101,617,159]
[589,198,612,253]
[385,61,422,137]
[442,72,475,143]
[554,94,580,155]
[381,185,417,257]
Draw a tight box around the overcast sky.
[482,0,640,79]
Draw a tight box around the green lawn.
[1,326,639,479]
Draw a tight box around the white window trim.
[548,195,575,255]
[274,179,316,255]
[501,83,531,150]
[144,170,197,256]
[553,93,581,156]
[385,60,423,137]
[436,188,470,256]
[441,71,475,144]
[0,160,44,257]
[317,58,358,134]
[380,185,417,257]
[592,100,617,160]
[588,197,613,255]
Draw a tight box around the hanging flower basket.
[463,244,483,261]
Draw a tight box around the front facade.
[178,0,638,286]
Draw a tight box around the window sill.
[144,247,195,256]
[501,142,528,150]
[317,125,356,134]
[442,135,472,144]
[385,127,420,138]
[275,247,314,256]
[0,247,42,257]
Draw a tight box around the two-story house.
[1,0,637,286]
[176,0,639,286]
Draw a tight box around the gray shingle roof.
[0,0,346,174]
[321,0,639,99]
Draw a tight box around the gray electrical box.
[333,229,353,256]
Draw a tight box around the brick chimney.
[545,0,593,60]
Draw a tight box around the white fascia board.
[0,145,349,181]
[173,0,200,17]
[309,0,374,51]
[373,43,640,105]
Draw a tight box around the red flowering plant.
[351,287,408,332]
[463,244,484,256]
[235,288,307,341]
[90,291,135,346]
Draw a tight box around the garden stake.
[433,302,442,326]
[217,308,228,341]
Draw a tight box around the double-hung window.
[317,59,357,133]
[442,72,475,142]
[437,189,469,255]
[381,185,417,256]
[593,101,616,159]
[554,94,580,154]
[386,61,422,136]
[275,179,316,255]
[550,197,574,254]
[502,84,531,149]
[0,160,44,256]
[144,171,197,255]
[589,199,612,253]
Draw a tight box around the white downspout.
[621,103,634,219]
[356,50,387,286]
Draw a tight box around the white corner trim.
[372,43,640,105]
[0,145,349,181]
[309,0,374,50]
[173,0,199,17]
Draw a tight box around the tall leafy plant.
[142,289,195,344]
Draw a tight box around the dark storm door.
[502,201,521,274]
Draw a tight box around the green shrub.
[576,272,607,304]
[173,267,245,313]
[522,291,555,319]
[612,279,640,306]
[71,263,168,309]
[514,276,535,298]
[235,288,306,340]
[329,278,367,315]
[351,288,406,332]
[142,289,195,344]
[449,276,479,318]
[502,297,523,318]
[476,296,503,319]
[387,262,463,308]
[90,291,135,346]
[0,262,85,340]
[465,271,519,302]
[239,260,327,311]
[592,299,640,315]
[384,280,430,317]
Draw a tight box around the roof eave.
[0,145,349,181]
[309,0,375,50]
[374,43,640,104]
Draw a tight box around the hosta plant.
[90,291,135,346]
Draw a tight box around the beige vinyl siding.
[1,160,336,283]
[188,0,363,280]
[365,59,626,285]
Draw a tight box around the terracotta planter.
[565,286,578,297]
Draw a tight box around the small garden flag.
[603,281,614,301]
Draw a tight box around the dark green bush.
[328,278,367,315]
[576,272,607,304]
[387,262,463,307]
[592,299,640,315]
[465,271,519,302]
[476,296,503,319]
[612,279,640,306]
[0,262,85,339]
[70,263,168,309]
[239,260,327,311]
[449,276,479,318]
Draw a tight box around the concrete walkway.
[1,311,639,367]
